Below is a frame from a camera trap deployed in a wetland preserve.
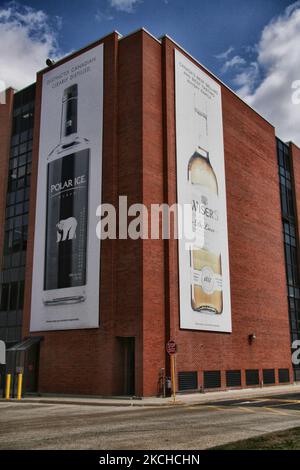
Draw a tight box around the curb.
[0,398,179,407]
[1,384,300,408]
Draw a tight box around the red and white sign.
[166,340,177,355]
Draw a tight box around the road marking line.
[268,406,300,414]
[237,407,257,413]
[262,402,300,411]
[187,405,242,413]
[262,407,289,416]
[185,402,300,416]
[270,402,299,408]
[269,399,300,404]
[203,405,226,412]
[185,405,212,410]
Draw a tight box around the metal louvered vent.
[246,369,259,386]
[226,370,241,388]
[178,371,198,391]
[279,368,290,383]
[263,369,275,385]
[204,371,221,389]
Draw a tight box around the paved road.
[2,393,300,450]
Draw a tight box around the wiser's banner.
[30,44,103,331]
[175,50,231,333]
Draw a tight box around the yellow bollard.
[17,373,23,400]
[5,374,11,400]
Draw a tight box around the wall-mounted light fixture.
[248,333,257,344]
[46,58,55,67]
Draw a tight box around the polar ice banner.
[30,45,103,332]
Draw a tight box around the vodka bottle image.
[43,84,89,305]
[188,96,223,314]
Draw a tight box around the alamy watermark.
[95,196,208,250]
[292,340,300,365]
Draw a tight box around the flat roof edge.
[285,140,300,151]
[118,27,162,44]
[37,30,122,75]
[11,28,300,147]
[160,34,275,130]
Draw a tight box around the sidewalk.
[3,382,300,407]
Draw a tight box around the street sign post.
[166,340,177,403]
[166,340,177,355]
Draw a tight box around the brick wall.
[23,33,130,396]
[161,37,293,389]
[141,33,166,396]
[116,31,144,395]
[21,30,294,397]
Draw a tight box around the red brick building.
[0,29,299,397]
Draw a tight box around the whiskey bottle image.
[188,97,223,314]
[43,84,89,306]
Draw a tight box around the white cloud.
[109,0,141,13]
[215,46,234,60]
[0,1,62,91]
[232,1,300,146]
[233,62,259,98]
[95,10,114,22]
[222,55,246,73]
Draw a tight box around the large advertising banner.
[30,44,103,331]
[175,50,232,333]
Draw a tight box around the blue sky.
[0,0,300,144]
[0,0,292,86]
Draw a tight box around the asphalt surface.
[2,392,300,449]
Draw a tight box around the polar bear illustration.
[56,217,78,242]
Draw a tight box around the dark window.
[16,189,24,203]
[0,84,35,343]
[178,372,198,391]
[18,281,24,309]
[0,327,6,339]
[18,166,26,179]
[7,192,15,205]
[0,312,7,327]
[277,139,300,382]
[245,369,259,386]
[226,370,242,388]
[204,371,221,389]
[278,369,290,383]
[0,284,9,311]
[19,154,26,166]
[11,147,18,159]
[9,283,18,311]
[263,369,275,385]
[11,135,19,146]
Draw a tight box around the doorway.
[6,337,41,396]
[119,337,135,396]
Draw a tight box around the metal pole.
[5,374,11,400]
[162,368,166,399]
[171,355,176,403]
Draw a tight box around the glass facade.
[277,138,300,381]
[0,84,35,346]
